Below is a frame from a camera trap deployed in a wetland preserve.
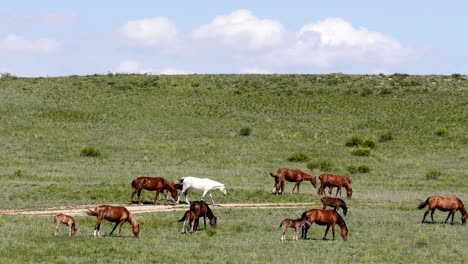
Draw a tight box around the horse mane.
[337,213,348,232]
[457,198,467,215]
[128,212,139,228]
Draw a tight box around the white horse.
[176,176,227,205]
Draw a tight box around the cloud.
[119,17,178,47]
[115,59,140,73]
[192,9,285,50]
[0,34,60,54]
[115,59,192,75]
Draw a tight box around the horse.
[129,176,179,205]
[86,205,140,238]
[269,168,317,195]
[176,176,227,205]
[417,196,468,224]
[54,213,77,236]
[317,174,352,198]
[301,209,348,241]
[321,197,348,216]
[178,210,198,234]
[190,201,217,231]
[279,217,310,241]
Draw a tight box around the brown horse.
[129,176,179,205]
[301,209,348,241]
[190,201,217,231]
[54,213,77,236]
[269,168,317,195]
[86,205,140,238]
[317,174,352,198]
[417,196,468,224]
[321,197,348,216]
[279,217,310,241]
[178,210,198,234]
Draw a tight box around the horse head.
[462,214,468,224]
[71,226,78,236]
[346,187,353,198]
[210,216,217,228]
[132,224,140,238]
[307,175,317,188]
[220,185,227,196]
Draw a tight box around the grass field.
[0,73,467,263]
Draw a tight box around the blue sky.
[1,0,467,76]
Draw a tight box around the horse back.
[303,209,339,225]
[98,205,130,222]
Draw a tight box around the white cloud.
[159,68,193,75]
[0,34,60,54]
[120,17,178,47]
[115,59,192,75]
[192,9,285,50]
[115,59,140,73]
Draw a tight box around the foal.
[279,218,310,241]
[321,197,348,216]
[190,201,217,231]
[178,210,198,234]
[54,213,77,236]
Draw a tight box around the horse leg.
[117,220,126,237]
[109,221,120,236]
[137,190,142,205]
[430,208,436,223]
[297,182,301,193]
[301,224,311,240]
[94,217,104,238]
[323,225,331,240]
[68,224,72,236]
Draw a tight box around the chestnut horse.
[269,168,317,195]
[301,209,348,241]
[86,205,140,238]
[190,201,217,231]
[417,196,468,224]
[321,197,348,216]
[317,174,352,198]
[54,213,77,236]
[279,217,310,241]
[129,176,179,205]
[178,210,198,234]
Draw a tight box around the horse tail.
[85,209,98,217]
[131,178,137,188]
[341,203,348,216]
[417,198,429,210]
[178,213,186,222]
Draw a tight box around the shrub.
[287,150,310,162]
[239,127,252,136]
[346,165,358,174]
[378,132,393,142]
[307,160,333,171]
[434,128,448,137]
[362,138,377,149]
[358,165,370,173]
[14,169,23,177]
[426,169,442,180]
[345,135,363,147]
[351,147,370,156]
[415,235,429,247]
[80,146,101,157]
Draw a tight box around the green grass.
[0,73,467,262]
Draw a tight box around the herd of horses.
[53,168,467,241]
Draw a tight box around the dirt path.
[0,203,317,216]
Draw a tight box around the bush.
[362,138,377,149]
[287,150,310,162]
[358,165,370,173]
[347,165,370,174]
[346,165,358,174]
[378,132,393,142]
[345,135,363,147]
[80,146,101,157]
[239,127,252,136]
[426,169,442,180]
[351,147,371,156]
[434,128,448,137]
[307,160,333,171]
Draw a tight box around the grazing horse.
[279,218,310,241]
[129,176,179,205]
[178,210,198,234]
[86,205,140,238]
[190,201,217,231]
[176,176,227,205]
[54,214,77,236]
[318,174,352,198]
[417,196,468,224]
[321,197,348,216]
[269,168,317,195]
[301,209,348,241]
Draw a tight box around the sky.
[1,0,467,77]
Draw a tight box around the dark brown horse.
[178,210,198,234]
[301,209,348,241]
[269,168,317,195]
[317,174,352,198]
[86,205,140,238]
[129,176,179,205]
[189,201,217,231]
[279,217,310,241]
[54,213,77,236]
[417,196,468,224]
[321,197,348,216]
